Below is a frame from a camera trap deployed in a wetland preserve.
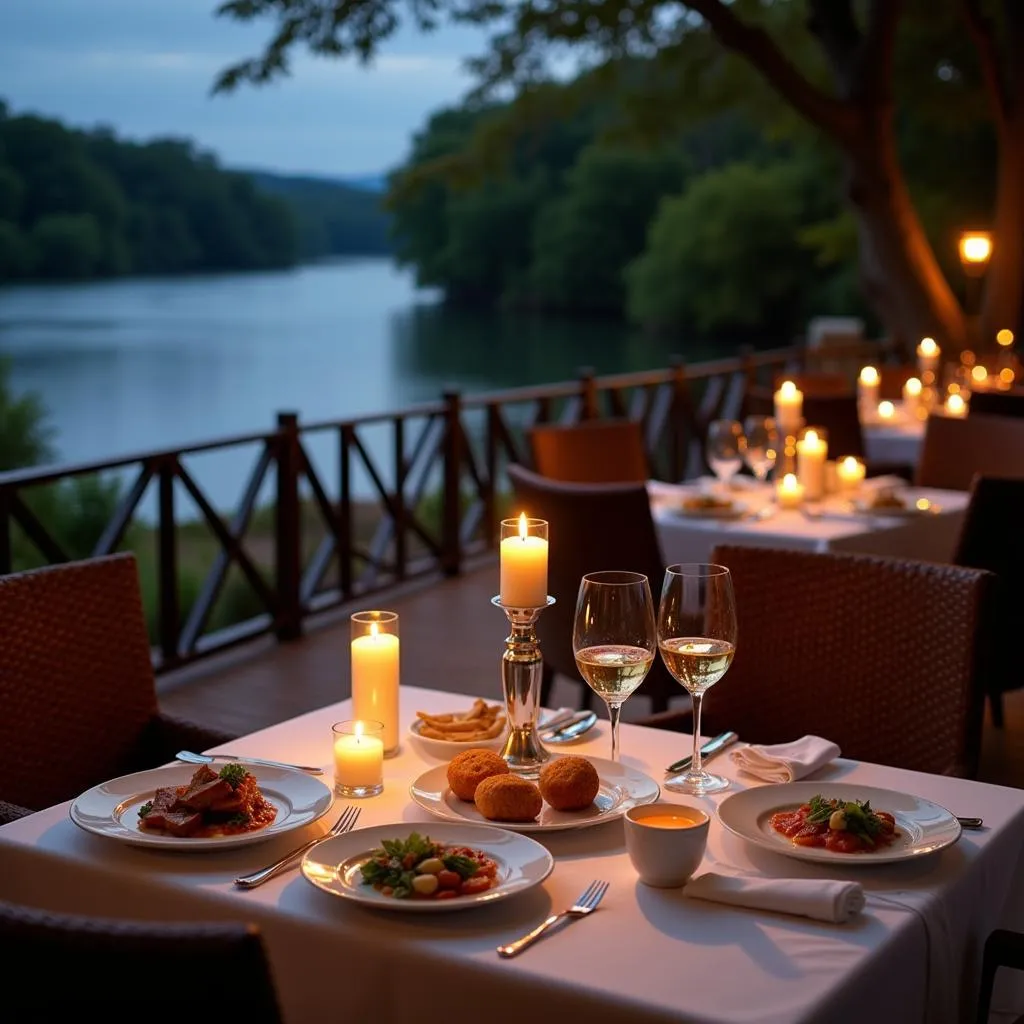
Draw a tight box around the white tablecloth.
[3,686,1023,1024]
[863,418,926,467]
[650,479,967,566]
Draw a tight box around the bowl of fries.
[410,700,508,758]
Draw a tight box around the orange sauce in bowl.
[638,813,705,829]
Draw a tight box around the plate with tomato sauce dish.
[301,822,554,912]
[717,782,962,865]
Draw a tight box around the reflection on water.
[0,258,708,510]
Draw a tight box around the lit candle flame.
[859,366,879,385]
[779,380,798,398]
[370,621,379,640]
[997,329,1015,347]
[804,429,819,445]
[782,472,798,489]
[972,365,989,383]
[946,393,967,415]
[518,512,528,540]
[841,456,859,472]
[916,498,932,512]
[878,400,895,419]
[918,338,938,357]
[905,377,922,396]
[354,721,364,741]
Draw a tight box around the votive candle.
[945,393,967,417]
[836,456,866,494]
[332,720,384,797]
[877,400,896,421]
[776,472,804,509]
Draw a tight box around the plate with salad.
[301,822,554,912]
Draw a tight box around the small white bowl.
[407,718,508,760]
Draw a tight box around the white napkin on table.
[683,872,865,924]
[730,735,840,782]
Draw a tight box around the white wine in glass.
[657,564,737,795]
[573,571,657,762]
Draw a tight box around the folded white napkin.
[730,735,840,782]
[683,872,865,924]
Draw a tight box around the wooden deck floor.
[159,557,1024,790]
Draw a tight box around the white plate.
[850,496,934,517]
[69,764,334,851]
[717,782,962,865]
[301,822,553,912]
[408,718,507,759]
[670,499,748,520]
[409,755,660,833]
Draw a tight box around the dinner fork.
[496,880,609,958]
[234,805,361,889]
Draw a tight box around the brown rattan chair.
[772,371,853,396]
[968,389,1024,419]
[977,929,1024,1024]
[0,799,30,825]
[505,462,677,714]
[0,900,284,1021]
[0,552,236,812]
[636,544,993,778]
[952,475,1024,728]
[527,418,650,484]
[916,412,1024,490]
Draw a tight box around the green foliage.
[625,161,817,334]
[0,358,54,470]
[30,213,104,279]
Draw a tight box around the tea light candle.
[836,456,866,494]
[858,366,880,418]
[773,380,803,437]
[917,337,940,380]
[903,377,922,416]
[776,472,804,509]
[796,428,827,501]
[351,614,400,755]
[877,400,896,421]
[945,393,967,417]
[333,720,384,796]
[500,513,548,607]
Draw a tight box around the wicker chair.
[968,390,1024,419]
[952,475,1024,728]
[527,418,650,484]
[636,544,993,778]
[916,412,1024,491]
[505,462,677,714]
[977,929,1024,1024]
[0,552,236,812]
[0,900,283,1021]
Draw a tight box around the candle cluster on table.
[351,610,401,756]
[332,719,384,797]
[795,427,828,501]
[499,514,549,608]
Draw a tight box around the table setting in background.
[3,505,1024,1024]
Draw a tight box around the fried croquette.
[475,774,543,823]
[446,748,509,802]
[538,755,600,811]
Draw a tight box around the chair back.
[505,463,676,712]
[968,390,1024,419]
[527,418,650,484]
[0,901,283,1021]
[801,394,865,459]
[878,365,918,401]
[0,553,159,809]
[772,371,852,396]
[916,412,1024,490]
[705,544,992,777]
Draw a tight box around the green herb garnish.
[218,763,248,788]
[359,833,446,897]
[138,801,153,818]
[806,794,885,846]
[443,854,480,880]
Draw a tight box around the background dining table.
[649,479,968,566]
[2,685,1023,1024]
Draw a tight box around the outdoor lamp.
[959,230,993,277]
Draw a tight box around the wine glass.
[705,420,744,489]
[657,563,737,795]
[741,415,779,483]
[572,571,657,762]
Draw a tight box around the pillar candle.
[351,624,400,754]
[858,367,880,419]
[796,428,828,501]
[836,456,866,494]
[500,514,548,607]
[775,472,804,509]
[333,722,384,790]
[773,380,803,438]
[903,377,921,417]
[917,338,940,381]
[877,400,896,422]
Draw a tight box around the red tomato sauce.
[770,804,898,853]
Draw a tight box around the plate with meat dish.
[69,762,334,851]
[717,782,962,865]
[301,822,553,913]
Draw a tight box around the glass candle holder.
[499,514,549,609]
[332,720,384,798]
[351,611,400,757]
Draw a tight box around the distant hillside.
[247,170,392,258]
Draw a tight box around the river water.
[0,258,713,511]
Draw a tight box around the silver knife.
[665,731,738,773]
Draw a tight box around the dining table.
[649,477,968,567]
[862,415,926,468]
[3,684,1024,1024]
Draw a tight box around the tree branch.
[960,0,1008,128]
[681,0,854,141]
[855,0,901,103]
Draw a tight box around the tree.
[212,0,1024,350]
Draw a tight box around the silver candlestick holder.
[491,595,556,778]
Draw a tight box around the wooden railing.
[0,337,895,674]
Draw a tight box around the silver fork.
[496,880,609,958]
[234,805,361,889]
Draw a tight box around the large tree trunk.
[843,115,967,351]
